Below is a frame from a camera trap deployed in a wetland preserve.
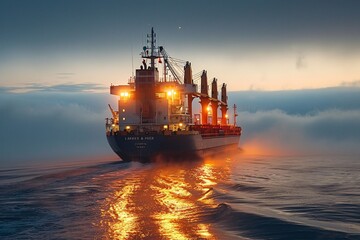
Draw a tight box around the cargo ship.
[106,28,241,162]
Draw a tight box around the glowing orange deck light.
[120,92,129,97]
[167,89,176,97]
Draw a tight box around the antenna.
[131,44,134,78]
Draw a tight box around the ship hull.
[106,134,240,162]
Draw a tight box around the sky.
[1,0,360,166]
[1,0,360,90]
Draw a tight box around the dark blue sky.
[2,0,360,48]
[1,0,360,90]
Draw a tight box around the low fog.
[1,86,360,167]
[228,88,360,155]
[238,109,360,155]
[0,89,117,166]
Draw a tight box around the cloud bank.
[0,86,359,167]
[239,109,360,155]
[229,87,360,155]
[0,83,106,93]
[229,87,360,115]
[0,91,116,167]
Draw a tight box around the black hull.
[106,133,240,162]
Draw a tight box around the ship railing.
[169,114,192,124]
[189,124,241,137]
[105,121,241,137]
[105,118,120,136]
[200,131,241,138]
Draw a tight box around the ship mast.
[150,27,155,69]
[141,27,158,70]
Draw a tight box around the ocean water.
[0,154,359,240]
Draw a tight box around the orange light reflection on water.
[152,175,193,240]
[100,179,140,239]
[241,139,283,156]
[197,163,217,206]
[151,169,213,240]
[98,158,232,239]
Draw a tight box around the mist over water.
[228,88,360,155]
[0,91,114,166]
[239,109,360,155]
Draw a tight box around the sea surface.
[1,153,359,239]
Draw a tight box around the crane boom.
[108,104,117,120]
[159,46,183,84]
